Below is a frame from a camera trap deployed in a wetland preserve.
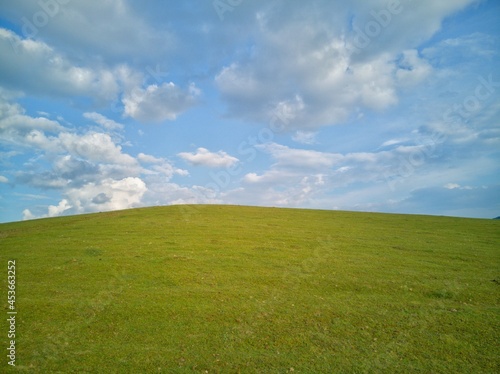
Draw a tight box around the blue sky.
[0,0,499,223]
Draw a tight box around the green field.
[1,205,499,373]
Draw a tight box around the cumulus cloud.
[215,35,398,130]
[13,137,140,189]
[65,177,147,213]
[139,154,189,179]
[0,28,120,103]
[123,82,200,122]
[214,0,480,130]
[0,96,65,136]
[178,147,239,168]
[23,177,148,219]
[1,29,197,122]
[1,0,174,63]
[0,95,192,218]
[22,209,36,221]
[4,118,139,172]
[59,132,137,166]
[48,199,72,217]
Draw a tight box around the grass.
[1,205,499,373]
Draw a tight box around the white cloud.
[292,131,317,145]
[178,147,239,168]
[229,172,328,208]
[0,96,189,218]
[137,153,163,164]
[0,175,8,183]
[381,138,407,148]
[242,170,297,185]
[236,141,444,207]
[243,173,262,184]
[215,37,398,130]
[123,82,200,122]
[58,132,137,166]
[22,209,36,221]
[214,0,480,131]
[83,112,124,131]
[24,177,148,219]
[1,29,197,123]
[269,95,306,125]
[3,119,141,178]
[47,199,72,217]
[0,98,65,136]
[444,183,473,190]
[66,177,147,213]
[444,183,460,190]
[0,28,120,103]
[137,153,189,178]
[1,0,174,63]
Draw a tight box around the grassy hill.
[1,205,499,373]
